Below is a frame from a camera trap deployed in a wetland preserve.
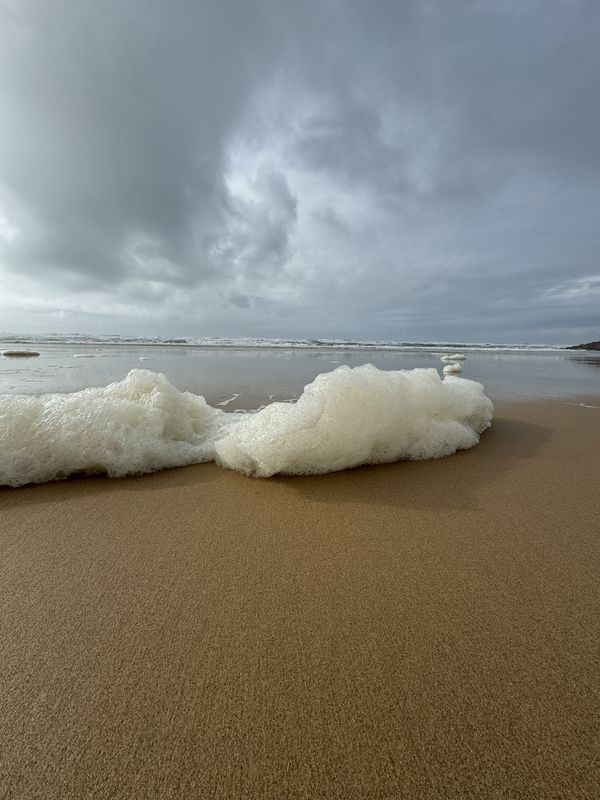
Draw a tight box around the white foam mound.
[441,353,466,362]
[0,370,225,488]
[216,365,492,476]
[0,365,493,487]
[443,362,463,374]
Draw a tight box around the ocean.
[1,333,599,402]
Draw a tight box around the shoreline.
[0,338,575,352]
[1,395,599,798]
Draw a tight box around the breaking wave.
[0,366,493,487]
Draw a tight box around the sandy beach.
[1,396,599,799]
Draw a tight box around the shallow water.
[1,343,599,405]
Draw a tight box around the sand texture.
[1,398,599,799]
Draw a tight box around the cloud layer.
[1,0,599,343]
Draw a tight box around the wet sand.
[1,397,599,799]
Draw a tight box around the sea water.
[1,336,600,402]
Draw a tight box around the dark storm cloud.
[1,0,599,342]
[0,0,279,285]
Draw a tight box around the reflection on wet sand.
[576,355,600,368]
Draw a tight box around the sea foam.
[0,370,224,487]
[443,362,463,374]
[0,366,493,487]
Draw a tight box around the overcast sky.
[1,0,599,344]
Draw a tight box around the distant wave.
[0,332,566,353]
[0,365,493,486]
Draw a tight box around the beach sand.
[1,397,599,799]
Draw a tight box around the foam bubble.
[0,365,493,486]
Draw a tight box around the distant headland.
[565,341,600,351]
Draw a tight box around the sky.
[1,0,599,345]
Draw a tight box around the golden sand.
[1,397,599,799]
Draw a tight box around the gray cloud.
[1,0,599,343]
[1,0,278,282]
